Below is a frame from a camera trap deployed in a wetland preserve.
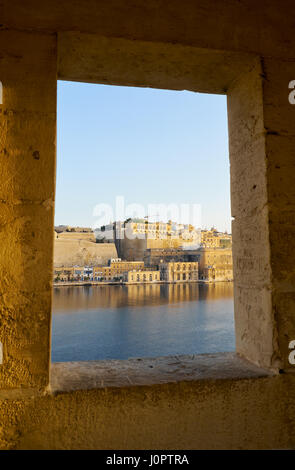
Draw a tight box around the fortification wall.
[117,237,196,261]
[116,238,147,261]
[55,232,96,242]
[54,239,118,267]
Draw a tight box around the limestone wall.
[1,0,295,451]
[117,237,196,261]
[55,231,95,242]
[1,355,295,450]
[54,239,118,267]
[115,237,147,261]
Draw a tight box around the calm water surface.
[51,283,235,362]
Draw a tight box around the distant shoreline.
[53,280,233,288]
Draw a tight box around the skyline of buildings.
[53,223,233,284]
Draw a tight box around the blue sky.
[56,81,231,232]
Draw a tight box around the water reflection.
[53,282,234,312]
[51,283,235,362]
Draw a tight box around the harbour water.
[51,282,235,362]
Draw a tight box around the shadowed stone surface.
[50,352,273,392]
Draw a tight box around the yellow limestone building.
[124,270,160,284]
[115,219,201,260]
[198,247,233,282]
[160,262,199,282]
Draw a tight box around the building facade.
[108,259,145,274]
[53,266,85,281]
[160,262,199,282]
[124,270,160,284]
[200,228,232,248]
[104,219,201,261]
[144,248,200,267]
[198,247,233,281]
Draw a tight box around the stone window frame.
[0,29,287,394]
[55,32,285,375]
